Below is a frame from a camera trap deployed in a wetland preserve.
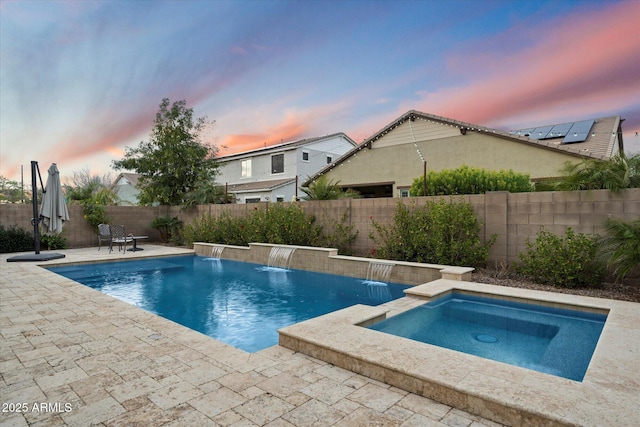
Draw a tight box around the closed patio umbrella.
[7,161,66,262]
[40,163,69,234]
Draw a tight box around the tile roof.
[217,132,356,161]
[226,177,296,193]
[303,110,623,186]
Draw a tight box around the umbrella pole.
[30,161,41,255]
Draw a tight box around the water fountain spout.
[267,246,296,269]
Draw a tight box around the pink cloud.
[222,116,309,155]
[414,1,640,127]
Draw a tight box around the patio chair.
[109,224,133,253]
[97,224,112,251]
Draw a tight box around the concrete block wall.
[3,189,639,266]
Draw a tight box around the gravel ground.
[472,268,640,303]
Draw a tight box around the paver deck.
[1,246,501,427]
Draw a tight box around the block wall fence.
[1,188,638,265]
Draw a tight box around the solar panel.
[511,119,595,144]
[562,120,594,144]
[547,123,572,138]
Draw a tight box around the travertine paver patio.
[1,246,501,427]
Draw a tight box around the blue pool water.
[48,255,410,352]
[367,293,607,381]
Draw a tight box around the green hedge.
[0,224,34,253]
[183,203,358,255]
[411,165,533,196]
[369,199,495,267]
[516,228,605,288]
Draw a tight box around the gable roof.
[113,172,140,187]
[303,110,624,186]
[225,177,296,193]
[216,132,356,162]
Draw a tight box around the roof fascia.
[218,132,356,162]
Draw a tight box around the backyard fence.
[1,188,638,265]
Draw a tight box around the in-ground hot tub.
[366,292,607,381]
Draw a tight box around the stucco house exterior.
[112,173,140,206]
[216,133,357,203]
[304,110,625,198]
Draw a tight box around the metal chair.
[109,224,133,253]
[97,224,111,251]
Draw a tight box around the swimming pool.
[48,255,410,352]
[367,292,607,381]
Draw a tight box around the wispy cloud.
[414,1,640,128]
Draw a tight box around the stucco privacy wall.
[1,189,638,264]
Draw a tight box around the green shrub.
[183,212,250,246]
[81,199,110,231]
[183,203,357,254]
[249,203,321,246]
[411,165,533,196]
[369,199,495,267]
[150,216,183,243]
[516,228,605,288]
[0,224,34,253]
[40,232,67,250]
[318,209,359,256]
[597,218,640,281]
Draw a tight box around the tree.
[301,176,359,200]
[112,98,219,206]
[0,175,25,203]
[64,168,119,230]
[64,167,115,203]
[546,153,640,192]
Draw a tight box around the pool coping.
[278,279,640,426]
[2,246,504,426]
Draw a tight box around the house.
[303,110,625,198]
[112,173,140,206]
[215,133,357,203]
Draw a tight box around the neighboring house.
[216,133,357,203]
[112,173,140,206]
[304,110,625,198]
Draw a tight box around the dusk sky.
[1,0,639,184]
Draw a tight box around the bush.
[369,199,495,267]
[249,203,321,246]
[318,209,359,256]
[183,203,357,254]
[150,216,183,244]
[516,228,605,288]
[597,218,640,281]
[40,232,67,250]
[0,224,34,253]
[411,165,533,196]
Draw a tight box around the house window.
[276,196,284,202]
[326,155,332,164]
[302,151,309,162]
[399,189,410,198]
[271,153,284,174]
[241,159,252,178]
[245,197,261,203]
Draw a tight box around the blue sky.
[1,0,639,183]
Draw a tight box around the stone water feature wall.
[193,242,473,285]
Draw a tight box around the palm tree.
[597,218,640,281]
[553,153,640,192]
[300,176,359,200]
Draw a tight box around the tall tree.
[112,98,219,206]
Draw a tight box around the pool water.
[48,255,409,352]
[367,293,607,381]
